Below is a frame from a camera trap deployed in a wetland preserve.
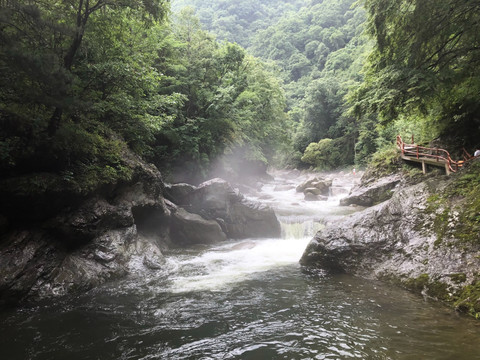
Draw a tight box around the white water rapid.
[162,169,359,294]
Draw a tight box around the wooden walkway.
[396,135,473,175]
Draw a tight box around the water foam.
[166,238,310,293]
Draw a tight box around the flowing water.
[1,171,480,360]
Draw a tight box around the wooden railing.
[396,135,471,174]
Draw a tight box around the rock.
[226,198,281,239]
[230,241,256,250]
[300,178,480,312]
[258,194,274,200]
[0,215,8,235]
[187,178,281,239]
[0,150,171,306]
[46,197,134,243]
[304,187,323,196]
[296,177,332,196]
[339,174,401,207]
[0,225,141,305]
[164,183,196,206]
[170,207,227,245]
[141,241,166,270]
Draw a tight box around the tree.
[0,0,172,191]
[353,0,480,146]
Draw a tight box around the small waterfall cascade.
[279,216,324,239]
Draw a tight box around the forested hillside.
[2,0,479,195]
[175,0,480,170]
[0,1,288,196]
[173,0,367,169]
[171,0,304,49]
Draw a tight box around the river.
[1,171,480,359]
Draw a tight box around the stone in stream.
[229,241,256,251]
[296,177,332,197]
[164,183,196,206]
[169,206,227,246]
[300,177,480,316]
[339,174,401,207]
[180,178,281,239]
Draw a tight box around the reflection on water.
[1,265,480,360]
[1,171,479,359]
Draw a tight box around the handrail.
[396,135,472,173]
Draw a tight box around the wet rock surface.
[0,153,170,306]
[339,174,401,207]
[169,205,227,245]
[296,177,332,197]
[180,178,281,239]
[0,158,280,306]
[301,177,480,309]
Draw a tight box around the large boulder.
[185,178,281,239]
[296,177,332,197]
[339,174,401,207]
[0,151,171,306]
[0,225,140,305]
[164,182,196,206]
[300,178,480,314]
[169,205,227,245]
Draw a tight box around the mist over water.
[1,170,480,360]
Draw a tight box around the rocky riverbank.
[0,153,280,307]
[301,162,480,318]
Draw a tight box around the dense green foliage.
[0,1,289,191]
[171,0,304,49]
[154,8,289,180]
[174,0,368,169]
[2,0,480,189]
[352,0,480,150]
[1,1,169,190]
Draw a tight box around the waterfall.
[280,216,324,239]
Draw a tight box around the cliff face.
[0,154,280,307]
[0,152,170,306]
[301,165,480,317]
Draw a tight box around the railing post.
[416,145,419,159]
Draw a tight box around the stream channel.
[1,171,480,359]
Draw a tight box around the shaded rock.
[300,178,480,310]
[226,198,281,239]
[296,177,332,196]
[0,230,64,305]
[229,241,256,251]
[340,174,401,207]
[304,187,323,196]
[0,151,170,306]
[170,206,226,246]
[188,178,281,239]
[47,197,134,243]
[0,215,8,235]
[164,183,196,206]
[44,226,137,298]
[141,240,166,270]
[0,225,141,305]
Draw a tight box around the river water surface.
[1,171,480,359]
